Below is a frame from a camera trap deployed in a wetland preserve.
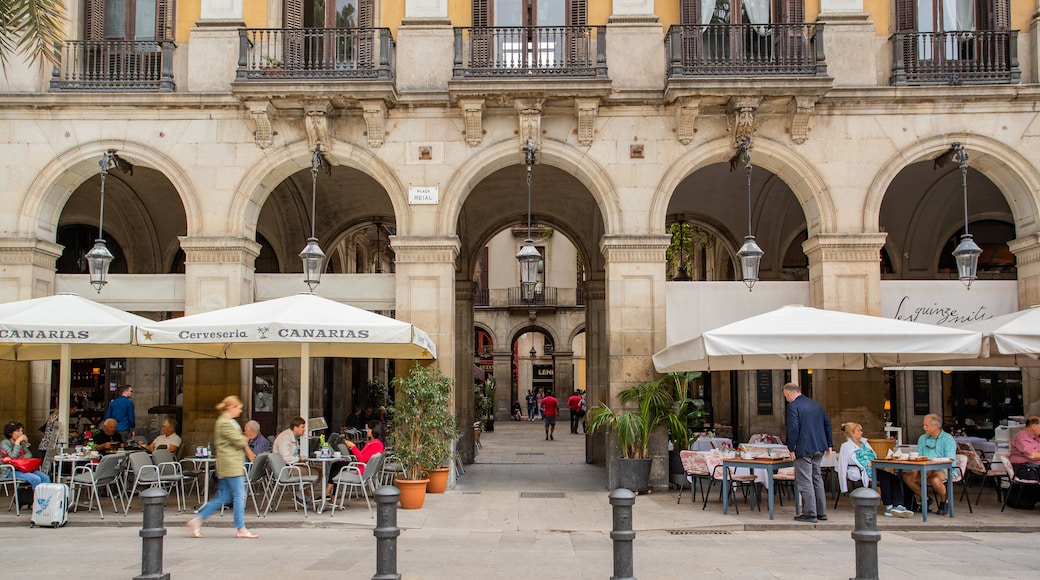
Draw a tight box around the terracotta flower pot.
[426,466,451,493]
[395,478,430,509]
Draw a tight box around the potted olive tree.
[585,373,706,493]
[390,364,457,507]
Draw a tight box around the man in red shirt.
[540,390,559,441]
[567,391,583,434]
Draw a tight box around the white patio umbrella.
[0,293,210,443]
[652,304,983,375]
[135,292,437,445]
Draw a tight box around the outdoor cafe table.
[308,455,347,513]
[870,457,954,522]
[51,454,93,484]
[722,456,799,520]
[186,457,215,509]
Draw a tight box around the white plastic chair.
[329,452,384,515]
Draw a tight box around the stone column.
[600,234,671,489]
[553,350,575,398]
[803,233,888,436]
[817,0,877,87]
[607,2,663,95]
[1010,233,1040,415]
[391,234,460,390]
[584,278,607,464]
[455,279,477,462]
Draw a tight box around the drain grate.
[896,532,977,542]
[516,452,546,456]
[462,491,481,495]
[667,530,732,535]
[521,491,566,499]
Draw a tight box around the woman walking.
[187,396,259,538]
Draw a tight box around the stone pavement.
[2,420,1038,578]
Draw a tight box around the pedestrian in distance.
[525,390,537,421]
[187,395,258,539]
[540,390,559,441]
[783,382,832,523]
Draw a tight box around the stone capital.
[0,237,64,268]
[802,233,888,263]
[1009,233,1040,265]
[600,234,672,263]
[389,235,460,263]
[178,236,261,266]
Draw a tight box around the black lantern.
[935,143,982,288]
[731,138,762,290]
[300,146,330,291]
[517,140,540,302]
[87,149,131,293]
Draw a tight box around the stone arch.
[650,136,832,237]
[231,139,410,239]
[508,322,560,350]
[865,134,1040,236]
[19,141,200,240]
[566,323,586,347]
[438,139,621,235]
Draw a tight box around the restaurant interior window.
[947,370,1022,438]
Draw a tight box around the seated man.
[244,420,271,462]
[148,418,182,455]
[273,416,307,465]
[1007,415,1040,509]
[903,413,957,515]
[93,418,124,455]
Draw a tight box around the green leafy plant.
[475,377,496,420]
[585,372,706,459]
[390,364,457,480]
[260,54,282,68]
[366,376,388,408]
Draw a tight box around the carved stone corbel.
[247,100,275,149]
[304,100,333,152]
[515,98,544,147]
[574,98,598,146]
[727,96,761,147]
[360,99,387,148]
[676,96,700,145]
[788,96,817,145]
[460,98,484,147]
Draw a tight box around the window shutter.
[775,0,804,23]
[978,0,1009,30]
[85,0,105,40]
[566,1,589,66]
[471,0,490,69]
[285,0,303,29]
[568,0,587,26]
[895,0,917,32]
[359,0,374,65]
[156,0,174,41]
[284,0,304,66]
[774,0,806,65]
[679,0,700,24]
[473,0,489,27]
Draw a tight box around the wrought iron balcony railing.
[237,28,394,81]
[453,26,606,79]
[474,288,489,307]
[50,40,176,92]
[890,30,1020,86]
[665,23,826,77]
[507,286,558,307]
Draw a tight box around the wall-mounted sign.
[408,186,439,205]
[533,364,554,379]
[756,371,774,416]
[912,371,931,416]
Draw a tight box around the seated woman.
[1,421,52,489]
[511,401,523,421]
[324,421,386,500]
[838,421,912,517]
[148,418,182,455]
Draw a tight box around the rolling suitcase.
[30,482,69,528]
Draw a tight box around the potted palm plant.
[585,372,706,493]
[475,377,496,432]
[390,364,457,507]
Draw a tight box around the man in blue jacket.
[104,385,136,441]
[784,382,833,523]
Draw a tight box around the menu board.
[912,371,930,416]
[756,371,773,416]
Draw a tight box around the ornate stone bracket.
[515,98,544,147]
[574,98,598,147]
[460,98,484,147]
[727,96,761,147]
[360,99,387,148]
[247,100,275,149]
[304,100,333,152]
[676,97,700,145]
[788,96,817,145]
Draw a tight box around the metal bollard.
[372,485,401,580]
[134,487,170,580]
[849,486,881,580]
[609,487,637,580]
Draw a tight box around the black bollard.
[849,486,881,580]
[609,487,637,580]
[372,485,401,580]
[134,487,170,580]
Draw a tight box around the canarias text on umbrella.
[277,329,370,338]
[0,329,89,339]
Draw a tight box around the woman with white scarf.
[838,421,912,517]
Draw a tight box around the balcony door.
[472,0,586,69]
[680,0,804,66]
[896,0,1008,63]
[84,0,173,79]
[284,0,374,67]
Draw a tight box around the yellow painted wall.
[175,0,269,42]
[658,0,820,33]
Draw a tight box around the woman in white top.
[838,421,912,517]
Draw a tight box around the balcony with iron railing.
[236,28,394,82]
[666,23,827,78]
[507,286,558,307]
[453,26,606,79]
[49,40,176,92]
[890,30,1020,86]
